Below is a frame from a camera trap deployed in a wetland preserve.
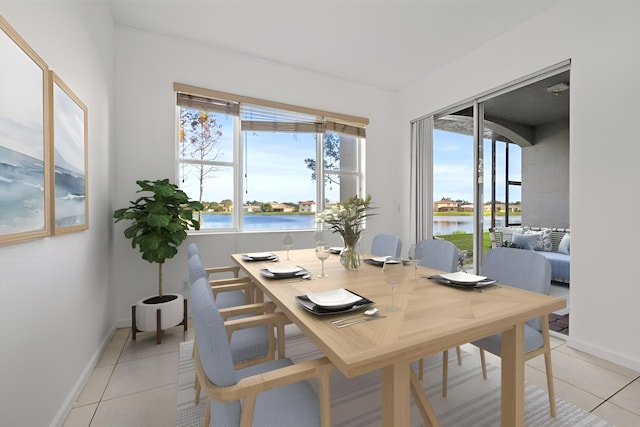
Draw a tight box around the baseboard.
[549,329,568,341]
[49,322,118,427]
[567,336,640,373]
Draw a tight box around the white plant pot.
[135,293,184,331]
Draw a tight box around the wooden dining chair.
[415,238,462,396]
[190,277,333,427]
[472,247,557,417]
[188,243,257,305]
[189,252,289,408]
[370,233,402,257]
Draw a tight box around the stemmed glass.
[458,250,468,272]
[282,233,294,260]
[408,243,422,282]
[382,256,405,312]
[315,241,330,277]
[313,228,325,244]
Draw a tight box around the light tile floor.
[63,320,640,427]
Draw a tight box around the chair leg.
[541,316,557,417]
[544,349,557,417]
[479,348,487,379]
[456,345,462,365]
[204,400,211,427]
[277,322,286,359]
[442,350,449,397]
[418,358,424,380]
[194,376,201,404]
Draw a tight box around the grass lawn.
[437,232,492,260]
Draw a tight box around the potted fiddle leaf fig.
[113,178,203,343]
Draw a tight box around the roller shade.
[175,83,367,137]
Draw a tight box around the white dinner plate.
[245,252,276,260]
[267,265,303,275]
[372,256,391,263]
[439,272,487,284]
[307,288,362,309]
[328,247,343,254]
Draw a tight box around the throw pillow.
[526,228,552,251]
[558,233,571,255]
[512,232,538,250]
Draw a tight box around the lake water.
[433,215,521,235]
[201,213,521,234]
[201,213,316,231]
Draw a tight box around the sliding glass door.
[432,108,476,271]
[414,62,570,272]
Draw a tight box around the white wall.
[4,2,639,425]
[523,120,570,228]
[397,0,640,370]
[0,3,115,427]
[112,27,398,325]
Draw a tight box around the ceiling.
[108,0,562,92]
[435,70,570,144]
[108,0,568,140]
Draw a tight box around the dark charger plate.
[296,289,374,315]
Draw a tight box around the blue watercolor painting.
[0,24,47,236]
[52,77,86,229]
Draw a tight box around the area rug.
[549,313,570,335]
[176,328,611,427]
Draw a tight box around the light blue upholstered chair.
[472,247,556,417]
[188,253,246,309]
[415,238,462,395]
[416,238,460,272]
[188,243,255,306]
[190,277,333,427]
[188,253,280,366]
[370,233,402,257]
[189,251,289,408]
[187,242,200,258]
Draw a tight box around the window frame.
[175,83,368,233]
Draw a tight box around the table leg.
[410,370,441,427]
[381,361,411,426]
[501,322,525,427]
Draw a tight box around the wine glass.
[282,233,294,260]
[382,256,405,312]
[408,243,422,282]
[315,241,331,277]
[458,250,468,272]
[313,228,325,244]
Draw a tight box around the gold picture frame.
[49,71,88,234]
[0,16,51,245]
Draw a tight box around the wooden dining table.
[231,248,566,427]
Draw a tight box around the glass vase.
[340,234,362,270]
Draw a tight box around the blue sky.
[434,129,521,204]
[179,121,521,205]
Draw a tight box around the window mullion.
[234,115,243,231]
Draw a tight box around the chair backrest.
[188,252,208,284]
[191,277,242,425]
[480,247,552,331]
[370,233,402,257]
[416,239,460,272]
[187,242,199,258]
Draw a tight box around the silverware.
[281,274,312,283]
[330,307,379,324]
[335,315,387,328]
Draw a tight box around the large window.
[175,84,367,232]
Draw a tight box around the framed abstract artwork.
[0,17,51,245]
[49,71,88,234]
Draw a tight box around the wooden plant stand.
[131,298,188,344]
